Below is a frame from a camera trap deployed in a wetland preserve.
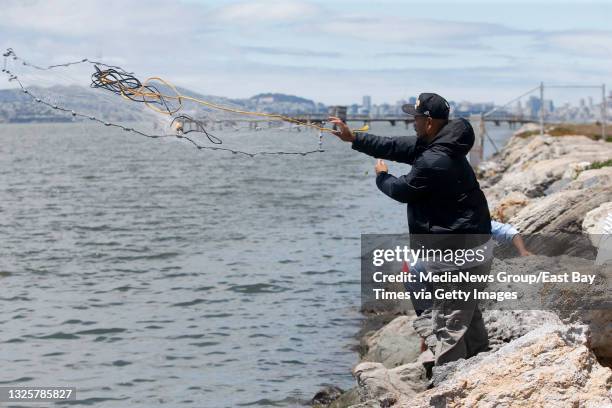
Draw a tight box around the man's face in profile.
[413,115,428,139]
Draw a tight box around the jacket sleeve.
[375,164,431,203]
[351,132,422,164]
[490,221,518,244]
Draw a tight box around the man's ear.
[426,117,433,128]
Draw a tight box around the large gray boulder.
[583,200,612,245]
[349,325,612,408]
[361,316,422,368]
[351,361,428,407]
[509,187,612,236]
[410,325,612,408]
[482,309,562,352]
[480,135,612,208]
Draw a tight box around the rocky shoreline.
[313,126,612,407]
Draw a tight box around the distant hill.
[0,85,327,123]
[242,93,325,115]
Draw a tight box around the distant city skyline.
[1,0,611,106]
[338,92,610,122]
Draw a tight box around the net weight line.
[2,49,326,157]
[3,47,130,73]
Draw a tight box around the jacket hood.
[428,118,475,157]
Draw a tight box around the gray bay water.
[0,121,512,407]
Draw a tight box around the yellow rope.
[99,72,369,133]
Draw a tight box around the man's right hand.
[328,116,355,142]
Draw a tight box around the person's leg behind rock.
[462,261,492,358]
[463,303,489,358]
[432,298,475,366]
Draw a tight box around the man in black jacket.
[330,93,492,367]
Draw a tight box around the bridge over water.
[201,114,535,129]
[288,114,535,128]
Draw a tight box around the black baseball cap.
[402,93,450,119]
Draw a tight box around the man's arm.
[353,133,422,164]
[375,160,431,203]
[491,221,533,256]
[512,234,533,257]
[329,116,422,164]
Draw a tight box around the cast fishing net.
[2,48,367,156]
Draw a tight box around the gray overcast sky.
[1,0,611,105]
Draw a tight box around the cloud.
[213,0,319,24]
[0,0,211,37]
[535,30,612,58]
[373,51,454,58]
[240,45,340,58]
[311,16,518,48]
[0,1,610,105]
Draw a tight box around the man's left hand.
[375,159,388,175]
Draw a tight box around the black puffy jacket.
[352,118,491,236]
